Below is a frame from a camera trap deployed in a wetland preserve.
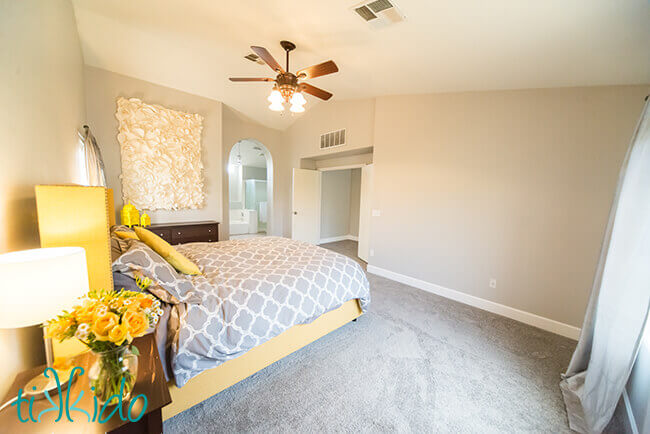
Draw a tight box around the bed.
[34,185,370,419]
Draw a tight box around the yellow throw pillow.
[133,226,201,275]
[115,230,139,240]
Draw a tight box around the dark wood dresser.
[149,221,219,245]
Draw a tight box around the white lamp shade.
[290,103,305,113]
[0,247,89,328]
[290,92,306,106]
[269,102,284,112]
[267,89,283,104]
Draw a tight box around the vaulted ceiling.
[72,0,650,130]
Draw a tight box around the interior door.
[358,164,374,262]
[292,168,321,244]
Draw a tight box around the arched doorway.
[227,139,273,239]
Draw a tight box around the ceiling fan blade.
[229,77,274,82]
[300,83,333,101]
[250,46,285,73]
[296,60,338,79]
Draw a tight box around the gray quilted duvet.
[115,236,370,387]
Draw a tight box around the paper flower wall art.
[115,97,205,210]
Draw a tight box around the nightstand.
[0,333,171,433]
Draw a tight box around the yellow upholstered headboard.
[35,185,115,357]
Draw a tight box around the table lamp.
[0,247,89,402]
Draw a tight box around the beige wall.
[286,99,375,158]
[285,99,375,234]
[349,168,361,237]
[0,0,86,397]
[222,106,287,238]
[370,86,649,327]
[84,67,291,241]
[84,66,224,231]
[284,86,648,328]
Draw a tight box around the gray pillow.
[112,239,199,305]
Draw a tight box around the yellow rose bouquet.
[45,289,162,405]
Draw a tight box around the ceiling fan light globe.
[269,102,284,112]
[290,103,305,113]
[290,92,306,106]
[267,89,283,104]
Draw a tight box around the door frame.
[316,163,371,253]
[357,163,373,262]
[317,163,366,172]
[226,139,273,239]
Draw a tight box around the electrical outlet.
[370,249,375,257]
[489,278,497,288]
[372,209,381,217]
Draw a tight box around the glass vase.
[88,346,138,405]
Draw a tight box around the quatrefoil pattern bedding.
[113,236,370,387]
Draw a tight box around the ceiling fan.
[229,40,339,113]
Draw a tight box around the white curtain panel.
[80,125,106,187]
[560,99,650,433]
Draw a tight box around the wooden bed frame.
[34,185,363,420]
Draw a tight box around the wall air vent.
[320,129,346,150]
[244,53,265,65]
[352,0,405,28]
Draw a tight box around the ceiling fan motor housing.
[276,72,298,102]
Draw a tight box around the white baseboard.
[367,264,581,340]
[318,235,358,244]
[622,389,639,434]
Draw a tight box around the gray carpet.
[165,240,583,433]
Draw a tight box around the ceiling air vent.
[354,5,377,21]
[320,129,346,150]
[244,53,265,65]
[367,0,393,13]
[352,0,405,28]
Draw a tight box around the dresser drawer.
[149,221,219,245]
[170,224,218,244]
[152,228,172,243]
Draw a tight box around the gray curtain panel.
[560,100,650,433]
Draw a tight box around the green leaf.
[130,345,140,356]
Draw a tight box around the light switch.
[372,209,381,217]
